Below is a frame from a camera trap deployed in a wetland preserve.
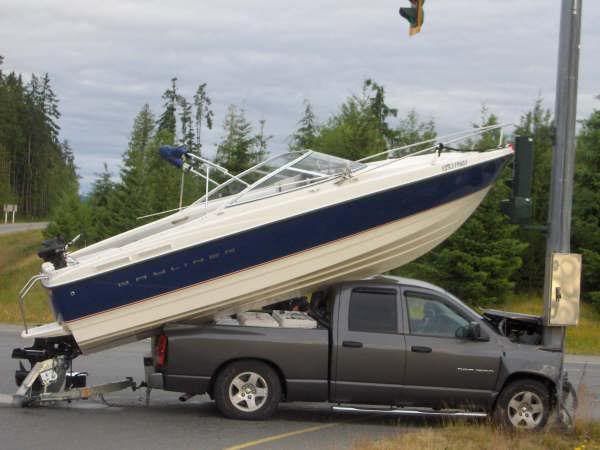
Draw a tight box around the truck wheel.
[494,379,550,431]
[214,360,281,420]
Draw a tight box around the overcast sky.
[1,0,599,193]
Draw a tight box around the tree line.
[0,57,78,217]
[40,75,600,310]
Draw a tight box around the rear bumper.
[163,374,211,394]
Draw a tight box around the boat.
[18,125,513,353]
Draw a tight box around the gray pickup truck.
[146,276,564,430]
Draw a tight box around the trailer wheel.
[494,379,551,431]
[214,360,281,420]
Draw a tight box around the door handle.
[342,341,363,348]
[411,345,432,353]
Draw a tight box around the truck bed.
[162,324,331,402]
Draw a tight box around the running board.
[332,405,488,418]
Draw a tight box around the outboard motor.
[37,236,67,269]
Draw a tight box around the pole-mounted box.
[545,252,582,326]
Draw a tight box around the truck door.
[401,289,501,408]
[332,286,406,405]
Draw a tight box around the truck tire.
[213,360,281,420]
[494,379,551,431]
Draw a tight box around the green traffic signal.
[399,0,425,35]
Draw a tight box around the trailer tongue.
[11,335,138,407]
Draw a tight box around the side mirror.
[455,322,483,340]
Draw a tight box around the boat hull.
[68,185,490,352]
[40,153,510,352]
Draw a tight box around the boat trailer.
[11,335,138,407]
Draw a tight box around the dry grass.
[502,293,600,355]
[355,421,600,450]
[0,230,53,324]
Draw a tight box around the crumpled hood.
[483,309,543,345]
[482,309,543,325]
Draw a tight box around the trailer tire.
[214,360,281,420]
[494,379,551,431]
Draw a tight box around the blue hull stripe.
[52,157,509,322]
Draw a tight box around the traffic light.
[501,136,534,224]
[399,0,425,36]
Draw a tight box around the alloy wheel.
[228,371,269,412]
[507,390,544,429]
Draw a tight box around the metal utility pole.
[543,0,583,424]
[543,0,582,347]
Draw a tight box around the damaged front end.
[483,309,543,345]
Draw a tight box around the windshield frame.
[191,151,306,206]
[226,151,315,206]
[191,150,365,209]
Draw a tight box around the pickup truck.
[146,276,563,430]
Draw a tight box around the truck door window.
[406,294,469,338]
[348,289,397,333]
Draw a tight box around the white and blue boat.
[19,125,513,353]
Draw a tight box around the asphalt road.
[0,222,48,235]
[0,324,598,450]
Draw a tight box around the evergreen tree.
[157,77,178,138]
[573,107,600,308]
[145,129,184,212]
[0,63,75,218]
[396,111,528,307]
[364,78,398,142]
[0,143,14,205]
[178,96,194,150]
[313,96,384,160]
[178,93,207,206]
[253,119,271,163]
[49,139,79,207]
[290,100,318,151]
[193,83,214,154]
[38,73,60,140]
[87,163,116,242]
[215,105,259,174]
[45,191,90,243]
[393,110,436,145]
[513,99,555,291]
[391,110,437,156]
[311,79,396,160]
[108,104,157,234]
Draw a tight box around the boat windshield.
[193,150,365,207]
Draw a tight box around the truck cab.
[148,276,561,430]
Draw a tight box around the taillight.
[155,334,168,368]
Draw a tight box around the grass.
[501,293,600,355]
[0,230,53,324]
[354,421,600,450]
